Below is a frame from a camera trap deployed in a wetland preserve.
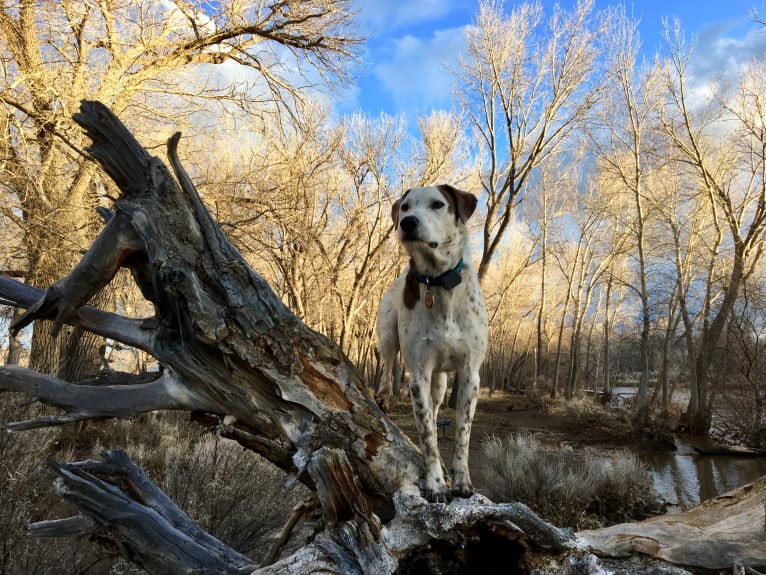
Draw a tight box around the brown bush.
[160,434,309,563]
[0,397,308,573]
[480,432,661,529]
[0,395,116,574]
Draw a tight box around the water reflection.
[644,435,766,511]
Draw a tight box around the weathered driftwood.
[581,476,766,570]
[0,101,577,573]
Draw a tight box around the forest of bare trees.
[2,0,766,442]
[0,1,765,572]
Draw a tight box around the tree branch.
[32,450,257,575]
[0,365,210,430]
[0,274,154,351]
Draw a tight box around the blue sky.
[341,1,766,123]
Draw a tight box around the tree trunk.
[552,279,574,400]
[601,273,614,396]
[688,247,747,435]
[566,320,580,400]
[5,307,23,365]
[23,162,103,379]
[535,196,548,390]
[0,101,577,574]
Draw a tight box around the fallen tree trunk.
[581,476,766,570]
[0,101,578,573]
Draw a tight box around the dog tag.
[424,290,434,309]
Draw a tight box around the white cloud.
[334,2,479,121]
[691,22,766,81]
[670,21,766,114]
[374,26,467,118]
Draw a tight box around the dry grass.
[480,432,661,529]
[0,396,111,574]
[0,396,309,574]
[160,435,309,563]
[2,386,669,571]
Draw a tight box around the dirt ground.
[385,387,665,495]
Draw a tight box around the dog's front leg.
[451,369,479,498]
[409,369,449,502]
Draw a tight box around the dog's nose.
[400,215,418,235]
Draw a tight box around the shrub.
[0,394,116,574]
[714,282,766,448]
[525,379,553,411]
[547,395,619,427]
[480,432,660,529]
[0,396,309,573]
[160,435,309,563]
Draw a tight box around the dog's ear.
[391,198,401,228]
[439,184,478,223]
[391,190,410,228]
[403,266,420,309]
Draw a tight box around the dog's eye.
[401,203,410,212]
[431,200,445,210]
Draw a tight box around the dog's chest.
[399,283,486,369]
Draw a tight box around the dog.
[375,184,488,502]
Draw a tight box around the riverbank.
[386,388,655,497]
[386,387,766,511]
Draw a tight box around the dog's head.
[391,184,478,275]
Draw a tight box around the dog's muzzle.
[399,215,418,237]
[400,216,438,248]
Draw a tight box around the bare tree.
[331,113,406,359]
[0,0,360,377]
[204,107,472,371]
[591,259,627,396]
[410,110,476,188]
[480,226,538,393]
[522,153,587,391]
[589,8,657,426]
[657,23,766,434]
[549,176,623,398]
[453,0,606,282]
[649,166,701,415]
[717,278,766,448]
[211,101,349,325]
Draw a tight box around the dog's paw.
[423,487,453,503]
[422,473,451,503]
[451,469,474,499]
[451,482,474,499]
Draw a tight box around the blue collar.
[412,258,464,290]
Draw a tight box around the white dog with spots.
[376,184,488,502]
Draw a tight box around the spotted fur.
[375,184,488,502]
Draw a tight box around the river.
[605,386,766,511]
[644,434,766,511]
